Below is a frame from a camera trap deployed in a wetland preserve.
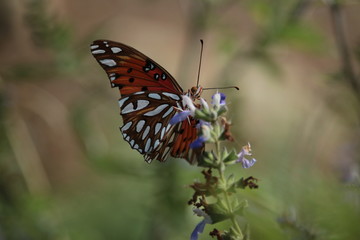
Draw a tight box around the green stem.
[215,139,244,239]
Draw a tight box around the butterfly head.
[189,86,203,100]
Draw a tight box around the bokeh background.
[1,0,360,239]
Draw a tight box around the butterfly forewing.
[91,40,183,95]
[91,39,203,163]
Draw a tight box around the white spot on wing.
[92,49,105,54]
[111,47,122,53]
[121,103,134,114]
[133,144,139,150]
[142,126,150,140]
[121,100,149,114]
[144,138,152,153]
[144,104,169,116]
[160,127,166,140]
[148,93,161,100]
[162,107,173,118]
[137,100,150,110]
[136,120,145,133]
[130,140,135,147]
[154,139,160,149]
[118,97,129,108]
[100,59,116,67]
[90,45,99,50]
[133,91,145,95]
[163,92,180,101]
[121,121,132,132]
[154,123,162,135]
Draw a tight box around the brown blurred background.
[1,0,360,239]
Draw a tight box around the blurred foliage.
[0,0,360,240]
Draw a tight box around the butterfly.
[90,40,204,164]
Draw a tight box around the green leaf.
[197,151,216,168]
[220,147,229,161]
[226,174,237,193]
[206,202,231,224]
[227,174,235,185]
[235,177,246,189]
[217,105,228,116]
[223,149,239,163]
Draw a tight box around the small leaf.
[227,174,235,185]
[217,105,228,116]
[206,202,230,224]
[198,151,216,168]
[223,149,238,163]
[194,109,212,122]
[221,147,229,161]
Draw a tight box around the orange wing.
[91,40,183,96]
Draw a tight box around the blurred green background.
[1,0,360,239]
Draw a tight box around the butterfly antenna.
[196,39,204,88]
[203,86,240,91]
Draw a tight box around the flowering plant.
[171,92,258,240]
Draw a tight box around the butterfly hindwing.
[119,91,182,162]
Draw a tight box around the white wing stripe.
[162,107,173,118]
[144,104,169,116]
[136,120,145,132]
[121,121,132,131]
[148,93,161,100]
[144,138,152,153]
[154,123,162,135]
[118,97,129,108]
[163,92,180,100]
[142,126,150,140]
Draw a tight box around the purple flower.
[211,92,226,106]
[170,110,192,125]
[190,209,212,240]
[236,142,256,168]
[190,136,207,149]
[191,220,207,240]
